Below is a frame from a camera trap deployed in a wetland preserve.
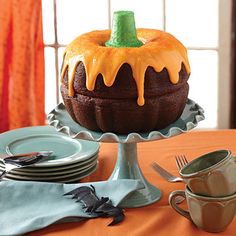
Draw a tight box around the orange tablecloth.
[28,130,236,236]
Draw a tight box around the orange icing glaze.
[61,29,190,106]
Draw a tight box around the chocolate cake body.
[61,62,189,134]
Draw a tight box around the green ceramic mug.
[179,150,236,197]
[169,187,236,233]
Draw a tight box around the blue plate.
[2,163,98,183]
[0,126,99,167]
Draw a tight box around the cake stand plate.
[47,99,204,207]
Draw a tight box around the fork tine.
[175,155,189,171]
[175,156,182,171]
[182,155,188,166]
[179,155,185,168]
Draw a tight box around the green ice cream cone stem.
[105,11,143,48]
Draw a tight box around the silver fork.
[151,162,185,204]
[175,155,189,171]
[151,162,183,183]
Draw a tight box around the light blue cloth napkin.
[0,179,143,236]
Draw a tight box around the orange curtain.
[0,0,45,133]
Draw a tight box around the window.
[42,0,232,129]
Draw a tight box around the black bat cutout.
[64,185,125,226]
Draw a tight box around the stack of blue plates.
[0,126,99,183]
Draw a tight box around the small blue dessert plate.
[0,126,100,167]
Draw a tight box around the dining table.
[26,129,236,236]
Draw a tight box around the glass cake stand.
[47,99,204,208]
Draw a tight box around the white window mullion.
[108,0,112,29]
[163,0,166,31]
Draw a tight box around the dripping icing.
[61,29,191,106]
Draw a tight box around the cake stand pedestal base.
[109,143,161,208]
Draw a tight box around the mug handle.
[169,190,192,221]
